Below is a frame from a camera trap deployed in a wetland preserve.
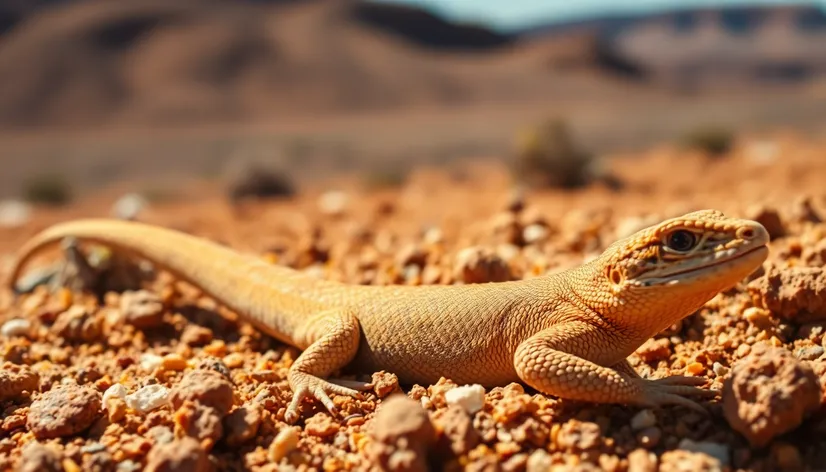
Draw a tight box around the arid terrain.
[2,0,826,471]
[2,0,826,198]
[1,130,826,471]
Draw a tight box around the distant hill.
[520,4,826,85]
[0,0,825,129]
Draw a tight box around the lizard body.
[8,209,769,423]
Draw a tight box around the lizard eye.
[665,230,698,252]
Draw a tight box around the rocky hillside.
[0,0,824,129]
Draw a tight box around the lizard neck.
[560,257,713,358]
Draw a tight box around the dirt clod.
[27,384,102,439]
[170,369,234,416]
[0,362,39,401]
[144,437,212,472]
[368,394,436,472]
[723,346,821,447]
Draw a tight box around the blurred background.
[0,0,825,212]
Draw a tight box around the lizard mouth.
[639,244,768,286]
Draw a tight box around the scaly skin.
[7,209,769,423]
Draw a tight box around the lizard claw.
[635,376,719,415]
[285,373,364,424]
[327,378,374,391]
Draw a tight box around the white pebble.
[630,409,657,431]
[444,384,486,414]
[318,190,348,216]
[523,224,549,244]
[125,384,170,413]
[712,362,730,377]
[678,439,730,467]
[102,384,128,408]
[140,353,163,371]
[423,227,444,245]
[111,193,148,221]
[420,395,433,410]
[0,200,31,228]
[1,318,31,338]
[526,449,552,472]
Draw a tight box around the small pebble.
[630,409,657,431]
[526,449,552,472]
[1,318,31,338]
[444,384,486,414]
[772,442,803,470]
[423,227,444,245]
[678,439,730,467]
[712,362,730,377]
[125,384,170,413]
[743,307,773,329]
[103,384,128,407]
[111,193,148,221]
[686,362,705,375]
[636,427,662,449]
[795,345,824,361]
[318,190,348,216]
[161,354,188,371]
[140,353,164,371]
[522,224,549,244]
[269,427,300,462]
[0,200,31,228]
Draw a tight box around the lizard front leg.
[285,308,369,424]
[513,323,716,413]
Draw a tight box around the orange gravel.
[1,132,826,471]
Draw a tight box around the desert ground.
[3,1,826,471]
[1,128,826,471]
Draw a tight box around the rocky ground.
[1,131,825,471]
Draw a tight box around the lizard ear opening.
[607,267,623,285]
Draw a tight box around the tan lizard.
[7,209,769,423]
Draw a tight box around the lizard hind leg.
[285,308,364,424]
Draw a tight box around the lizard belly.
[350,316,520,387]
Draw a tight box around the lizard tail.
[7,219,323,344]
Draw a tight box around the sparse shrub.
[22,173,72,206]
[363,164,409,190]
[140,186,182,204]
[225,161,296,203]
[511,118,597,189]
[680,125,734,157]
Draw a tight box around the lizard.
[6,209,769,424]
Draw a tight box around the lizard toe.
[285,385,310,424]
[285,373,365,424]
[637,379,717,415]
[659,384,719,398]
[651,375,708,387]
[328,378,374,392]
[649,392,709,414]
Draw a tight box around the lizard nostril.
[738,227,755,240]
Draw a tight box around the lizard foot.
[636,376,718,414]
[285,373,365,424]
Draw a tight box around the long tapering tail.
[8,219,331,345]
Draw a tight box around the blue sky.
[374,0,825,31]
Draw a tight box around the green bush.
[680,125,734,157]
[22,173,72,206]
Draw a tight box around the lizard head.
[578,209,769,336]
